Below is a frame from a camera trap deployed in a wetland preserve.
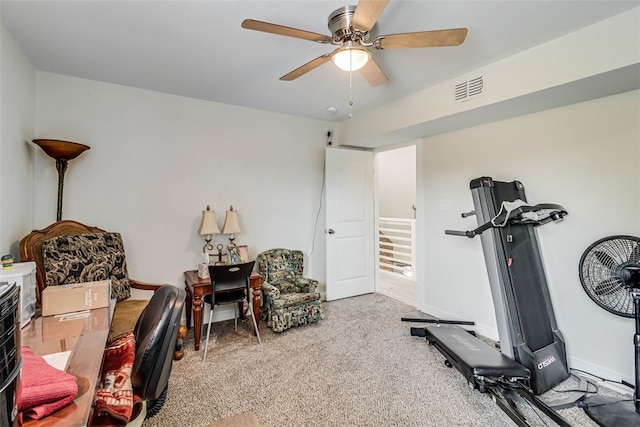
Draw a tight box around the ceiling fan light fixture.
[331,46,371,72]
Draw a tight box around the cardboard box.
[42,280,110,316]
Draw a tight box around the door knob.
[327,229,335,234]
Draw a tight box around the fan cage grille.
[579,235,640,318]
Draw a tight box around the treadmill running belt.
[492,181,554,351]
[426,325,530,380]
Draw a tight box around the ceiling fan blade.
[375,28,468,50]
[241,19,331,44]
[280,54,331,81]
[352,0,390,32]
[360,58,388,87]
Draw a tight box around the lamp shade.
[331,46,371,71]
[222,206,241,235]
[198,206,220,236]
[33,139,90,160]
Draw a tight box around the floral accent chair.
[257,248,324,332]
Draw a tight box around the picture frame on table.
[227,244,242,265]
[238,245,249,263]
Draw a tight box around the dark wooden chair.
[20,220,163,342]
[202,261,261,361]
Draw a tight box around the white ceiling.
[2,0,638,122]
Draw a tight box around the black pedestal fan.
[579,235,640,426]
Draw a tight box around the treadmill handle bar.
[445,203,567,239]
[445,220,494,238]
[444,229,477,238]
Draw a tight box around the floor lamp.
[33,139,90,221]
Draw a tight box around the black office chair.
[131,285,185,421]
[203,261,261,361]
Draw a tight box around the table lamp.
[33,139,90,221]
[197,205,220,259]
[222,205,241,244]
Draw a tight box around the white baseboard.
[568,355,634,396]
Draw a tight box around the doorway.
[375,145,417,307]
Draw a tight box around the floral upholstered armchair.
[256,248,324,333]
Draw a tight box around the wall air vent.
[454,76,484,102]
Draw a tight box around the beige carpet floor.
[204,411,261,427]
[142,293,625,427]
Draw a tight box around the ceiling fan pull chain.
[348,63,354,119]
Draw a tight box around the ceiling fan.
[241,0,468,86]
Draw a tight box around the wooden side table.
[183,270,261,351]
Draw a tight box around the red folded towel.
[17,346,78,421]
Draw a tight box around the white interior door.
[325,147,375,301]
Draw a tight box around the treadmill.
[462,176,570,395]
[407,177,573,426]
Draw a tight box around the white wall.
[338,7,640,148]
[33,72,330,319]
[376,145,416,219]
[3,7,638,385]
[0,23,36,257]
[418,90,640,383]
